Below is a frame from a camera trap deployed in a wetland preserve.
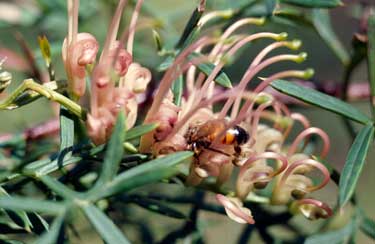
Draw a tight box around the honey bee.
[185,119,249,156]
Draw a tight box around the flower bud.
[62,32,99,97]
[121,63,152,93]
[0,71,12,93]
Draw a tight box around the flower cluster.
[139,11,333,224]
[62,0,151,145]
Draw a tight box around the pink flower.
[62,33,99,97]
[62,0,99,98]
[135,2,334,224]
[85,0,150,145]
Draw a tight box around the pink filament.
[144,37,215,122]
[239,152,289,180]
[279,158,331,193]
[197,33,282,106]
[287,127,330,158]
[220,54,302,118]
[127,0,144,55]
[100,0,128,62]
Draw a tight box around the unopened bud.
[0,71,12,93]
[152,30,163,53]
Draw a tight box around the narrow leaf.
[368,13,375,118]
[280,0,343,8]
[360,215,375,239]
[190,52,232,88]
[0,187,33,231]
[92,151,193,200]
[179,26,201,51]
[27,212,49,235]
[33,214,64,244]
[172,75,183,106]
[304,219,356,244]
[82,204,130,244]
[95,112,126,186]
[125,123,158,141]
[271,79,372,124]
[312,9,350,66]
[339,124,374,207]
[0,223,27,234]
[59,107,75,158]
[0,239,24,244]
[24,145,104,177]
[0,197,65,215]
[128,196,186,219]
[40,175,78,200]
[157,55,175,71]
[273,8,313,27]
[176,5,204,48]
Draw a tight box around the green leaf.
[59,107,75,158]
[172,75,184,106]
[33,215,64,244]
[176,5,204,48]
[368,14,375,118]
[280,0,343,8]
[339,125,374,207]
[82,204,130,244]
[125,123,158,141]
[312,9,350,66]
[157,55,175,71]
[273,7,313,27]
[24,145,104,177]
[40,175,78,200]
[360,215,375,239]
[91,151,193,200]
[27,212,49,235]
[152,29,163,52]
[0,187,33,231]
[0,197,65,215]
[0,239,25,244]
[24,155,82,177]
[95,112,126,187]
[157,53,233,89]
[271,79,372,124]
[304,219,356,244]
[265,0,277,14]
[129,196,186,219]
[190,52,232,88]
